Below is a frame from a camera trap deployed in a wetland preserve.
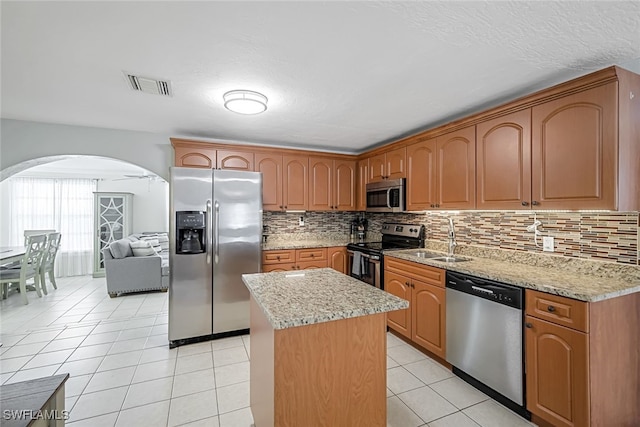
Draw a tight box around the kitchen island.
[242,268,408,427]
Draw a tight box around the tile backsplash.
[263,211,640,265]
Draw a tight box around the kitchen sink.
[431,256,470,263]
[407,250,443,259]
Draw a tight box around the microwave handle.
[386,188,392,209]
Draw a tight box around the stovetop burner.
[347,223,425,255]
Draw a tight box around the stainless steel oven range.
[346,222,424,289]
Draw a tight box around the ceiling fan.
[112,174,158,181]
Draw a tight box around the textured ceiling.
[2,1,639,154]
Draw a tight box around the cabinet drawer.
[526,289,589,333]
[296,248,327,262]
[385,257,445,287]
[262,263,295,272]
[297,260,328,270]
[262,250,295,265]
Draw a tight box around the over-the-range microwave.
[366,178,405,213]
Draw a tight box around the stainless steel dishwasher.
[445,271,530,419]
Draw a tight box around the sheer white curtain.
[6,177,96,277]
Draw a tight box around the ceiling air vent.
[125,73,172,97]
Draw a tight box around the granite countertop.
[242,268,408,329]
[386,249,640,302]
[262,238,351,251]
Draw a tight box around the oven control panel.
[381,223,424,239]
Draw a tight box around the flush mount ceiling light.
[223,90,268,115]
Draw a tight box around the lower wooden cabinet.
[328,246,347,274]
[384,257,446,359]
[525,315,589,427]
[262,248,329,272]
[524,289,640,427]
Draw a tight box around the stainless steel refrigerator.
[168,167,262,346]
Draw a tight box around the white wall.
[1,119,173,180]
[96,179,169,233]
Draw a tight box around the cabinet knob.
[430,204,434,208]
[284,206,288,209]
[547,305,556,313]
[279,205,283,209]
[532,201,539,206]
[405,281,410,286]
[521,201,529,206]
[525,322,533,328]
[310,254,315,257]
[435,204,440,208]
[276,256,280,260]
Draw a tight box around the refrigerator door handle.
[206,200,212,265]
[214,200,220,264]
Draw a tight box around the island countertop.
[242,267,408,330]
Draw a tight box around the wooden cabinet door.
[368,153,386,182]
[262,263,295,273]
[356,159,368,211]
[297,260,328,270]
[384,271,412,339]
[412,280,445,359]
[386,147,406,180]
[283,155,308,210]
[327,247,347,274]
[406,138,437,210]
[436,126,476,209]
[532,83,617,210]
[308,157,333,211]
[174,145,216,168]
[334,159,356,211]
[476,109,532,210]
[525,316,589,427]
[255,153,283,211]
[217,150,254,171]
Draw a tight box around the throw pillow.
[109,238,133,259]
[130,240,156,257]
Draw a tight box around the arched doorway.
[0,155,169,277]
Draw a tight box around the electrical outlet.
[299,216,305,226]
[543,236,554,252]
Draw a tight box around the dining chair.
[23,230,56,246]
[0,234,47,304]
[39,232,61,294]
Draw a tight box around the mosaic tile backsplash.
[263,211,640,266]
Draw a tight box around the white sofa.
[103,233,169,297]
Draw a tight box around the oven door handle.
[347,250,380,262]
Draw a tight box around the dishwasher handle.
[446,271,523,309]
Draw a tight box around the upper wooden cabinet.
[173,141,216,168]
[476,109,532,210]
[308,157,356,211]
[255,153,283,211]
[368,147,406,182]
[216,150,254,171]
[255,154,308,211]
[531,83,617,210]
[283,155,309,211]
[356,159,368,211]
[172,140,253,170]
[406,126,475,210]
[406,138,437,210]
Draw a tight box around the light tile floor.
[0,275,537,427]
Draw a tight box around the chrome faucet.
[447,217,457,257]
